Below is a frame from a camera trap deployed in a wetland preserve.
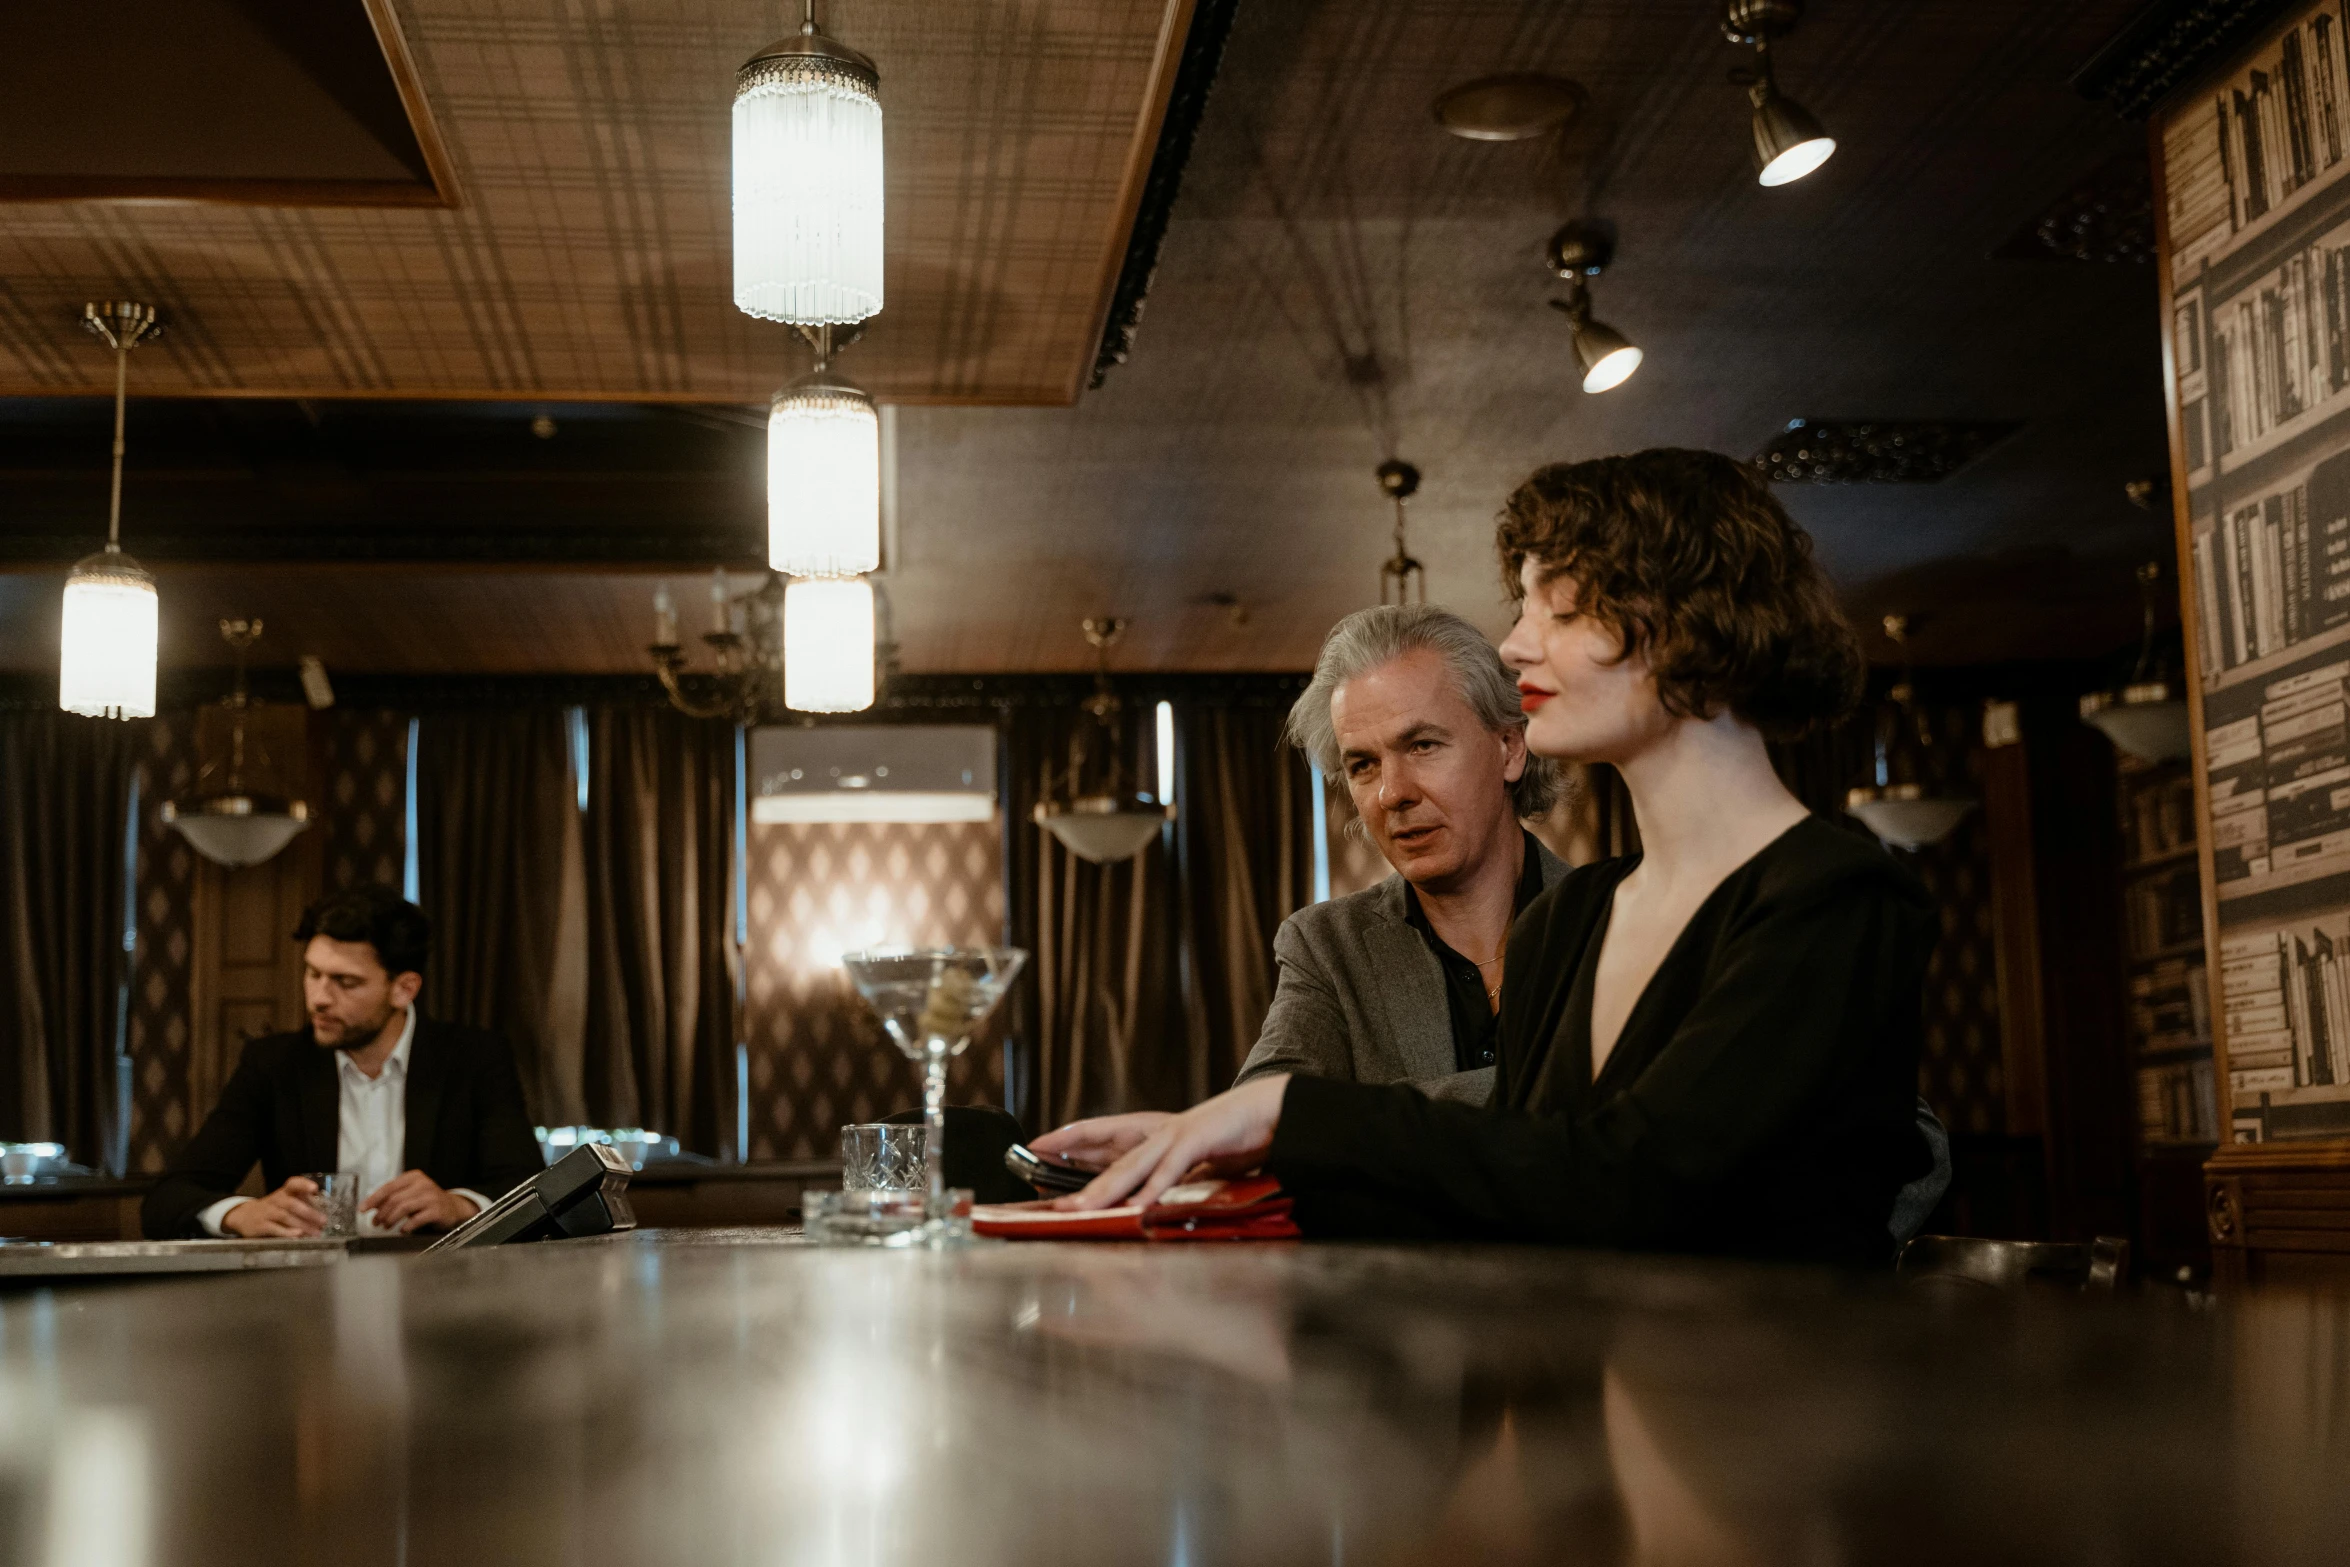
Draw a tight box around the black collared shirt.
[1402,831,1547,1075]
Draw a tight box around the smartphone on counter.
[1004,1143,1093,1194]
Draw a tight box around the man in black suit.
[142,886,544,1240]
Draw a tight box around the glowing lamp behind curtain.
[733,15,883,327]
[59,554,158,719]
[768,373,880,576]
[785,575,875,713]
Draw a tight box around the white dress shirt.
[199,1010,489,1236]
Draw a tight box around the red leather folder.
[970,1176,1299,1242]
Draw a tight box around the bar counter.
[1,1231,2342,1564]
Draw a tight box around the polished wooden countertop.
[0,1232,2341,1565]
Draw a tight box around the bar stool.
[1895,1234,2129,1293]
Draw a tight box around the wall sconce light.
[1724,1,1836,187]
[1545,223,1642,394]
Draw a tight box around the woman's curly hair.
[1495,448,1864,739]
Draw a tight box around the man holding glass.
[141,887,543,1239]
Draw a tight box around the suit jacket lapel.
[296,1046,341,1175]
[402,1013,452,1173]
[1364,878,1456,1083]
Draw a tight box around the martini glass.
[840,947,1028,1233]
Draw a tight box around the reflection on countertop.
[0,1234,2342,1565]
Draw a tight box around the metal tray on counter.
[0,1237,349,1279]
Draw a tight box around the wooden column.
[1979,694,2136,1243]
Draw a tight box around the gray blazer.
[1234,840,1570,1105]
[1233,837,1952,1240]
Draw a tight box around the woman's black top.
[1268,816,1938,1265]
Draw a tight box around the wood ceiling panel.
[0,0,1191,405]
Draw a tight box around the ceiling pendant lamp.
[61,301,164,721]
[1723,1,1836,188]
[769,325,880,576]
[1034,618,1176,864]
[2080,560,2192,763]
[784,574,876,713]
[163,618,311,868]
[1544,223,1642,394]
[1846,615,1973,850]
[1376,459,1425,605]
[733,0,884,327]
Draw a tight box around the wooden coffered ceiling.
[0,0,2193,679]
[0,0,1193,407]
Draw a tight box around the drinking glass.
[841,1123,929,1193]
[839,947,1027,1241]
[303,1171,360,1239]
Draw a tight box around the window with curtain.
[0,709,136,1167]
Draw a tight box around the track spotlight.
[1545,223,1642,394]
[1724,1,1835,187]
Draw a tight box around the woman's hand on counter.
[1058,1075,1288,1211]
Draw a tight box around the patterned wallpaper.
[313,710,411,894]
[743,819,1010,1159]
[128,713,198,1173]
[1895,703,2008,1138]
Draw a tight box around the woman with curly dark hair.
[1046,449,1938,1265]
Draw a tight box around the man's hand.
[221,1177,327,1238]
[1030,1110,1175,1172]
[363,1170,478,1234]
[1061,1076,1289,1211]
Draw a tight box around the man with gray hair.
[1040,601,1953,1237]
[1238,603,1567,1103]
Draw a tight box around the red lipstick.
[1518,683,1552,713]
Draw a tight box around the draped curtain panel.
[0,711,135,1164]
[1003,704,1180,1131]
[1173,704,1313,1104]
[415,710,587,1126]
[581,708,738,1155]
[1003,698,1313,1129]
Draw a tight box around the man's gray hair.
[1287,604,1561,819]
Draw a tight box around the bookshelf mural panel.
[2168,1,2350,1141]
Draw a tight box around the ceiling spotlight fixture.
[769,323,879,578]
[2080,560,2191,763]
[1846,615,1974,850]
[1376,459,1425,605]
[784,574,876,714]
[1033,618,1175,864]
[163,619,311,869]
[733,0,884,326]
[1724,0,1835,187]
[61,301,164,721]
[1431,73,1586,142]
[1544,223,1642,394]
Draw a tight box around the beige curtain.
[1004,702,1179,1130]
[581,708,738,1154]
[415,709,587,1125]
[1003,695,1312,1130]
[1173,703,1313,1103]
